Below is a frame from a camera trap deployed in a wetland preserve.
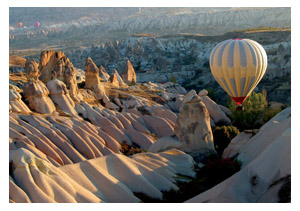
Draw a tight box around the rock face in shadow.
[174,94,215,156]
[122,60,136,83]
[23,59,56,114]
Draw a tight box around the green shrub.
[169,75,177,83]
[228,92,268,131]
[213,126,240,155]
[263,108,282,123]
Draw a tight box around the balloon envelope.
[34,22,40,27]
[209,39,267,105]
[17,22,22,28]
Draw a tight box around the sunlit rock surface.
[9,148,195,202]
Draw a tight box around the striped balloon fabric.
[209,39,267,105]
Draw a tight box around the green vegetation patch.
[213,126,240,155]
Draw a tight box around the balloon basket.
[236,105,244,111]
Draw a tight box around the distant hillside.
[9,55,26,67]
[9,7,290,53]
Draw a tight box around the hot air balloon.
[34,22,40,28]
[209,39,267,109]
[17,22,22,28]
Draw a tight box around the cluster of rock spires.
[9,50,290,203]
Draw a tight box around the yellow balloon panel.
[209,39,267,100]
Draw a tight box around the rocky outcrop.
[174,94,215,156]
[38,50,81,102]
[122,60,136,83]
[84,57,107,100]
[198,89,231,125]
[113,69,127,86]
[47,74,77,116]
[9,89,31,113]
[109,71,120,87]
[39,50,67,83]
[23,59,56,114]
[64,61,82,102]
[99,65,110,81]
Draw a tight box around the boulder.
[181,89,198,105]
[122,60,136,83]
[198,89,208,96]
[174,94,215,156]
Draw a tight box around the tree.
[170,75,177,83]
[213,126,240,155]
[228,92,268,131]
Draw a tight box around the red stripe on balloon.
[231,96,247,105]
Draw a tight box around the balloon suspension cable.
[236,104,244,111]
